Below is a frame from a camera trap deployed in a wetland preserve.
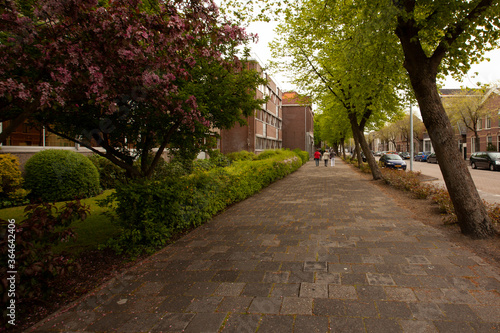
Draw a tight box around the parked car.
[470,152,500,171]
[415,151,432,162]
[414,152,424,161]
[399,152,411,159]
[379,153,407,170]
[426,153,438,164]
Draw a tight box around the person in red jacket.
[314,150,321,166]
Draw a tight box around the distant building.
[281,92,314,158]
[219,60,283,154]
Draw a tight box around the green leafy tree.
[443,89,487,152]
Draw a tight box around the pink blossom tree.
[0,0,265,178]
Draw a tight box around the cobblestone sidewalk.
[29,159,500,332]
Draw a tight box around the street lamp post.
[410,102,413,172]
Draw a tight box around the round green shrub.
[24,150,100,202]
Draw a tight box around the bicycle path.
[28,159,500,332]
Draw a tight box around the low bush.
[88,154,127,190]
[292,148,309,164]
[225,150,257,162]
[0,201,89,319]
[24,150,100,202]
[104,149,302,256]
[0,154,30,208]
[207,149,230,168]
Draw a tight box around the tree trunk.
[474,132,480,152]
[406,68,494,238]
[348,112,383,180]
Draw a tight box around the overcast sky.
[246,21,500,93]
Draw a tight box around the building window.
[263,123,267,137]
[486,115,491,129]
[477,118,482,130]
[471,137,476,153]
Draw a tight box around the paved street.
[407,159,500,204]
[28,159,500,332]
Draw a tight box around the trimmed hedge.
[24,150,100,202]
[105,149,305,256]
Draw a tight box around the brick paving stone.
[288,270,315,283]
[212,270,240,282]
[186,296,223,313]
[391,274,422,287]
[85,312,137,331]
[183,313,227,333]
[237,271,266,283]
[116,313,164,332]
[356,285,387,301]
[293,315,329,333]
[313,298,345,316]
[270,283,300,297]
[341,273,368,285]
[214,282,245,296]
[280,262,304,271]
[300,282,329,298]
[398,320,438,333]
[328,263,352,273]
[432,321,474,332]
[157,295,193,313]
[377,301,413,319]
[280,297,313,315]
[344,300,379,317]
[329,284,358,299]
[262,271,290,283]
[439,303,481,322]
[217,296,253,313]
[409,303,446,320]
[366,273,396,286]
[150,313,195,332]
[256,261,282,271]
[248,297,283,314]
[329,316,365,333]
[185,282,219,296]
[441,288,478,304]
[315,272,341,284]
[352,264,376,273]
[241,283,273,297]
[257,315,294,333]
[364,318,403,333]
[469,322,500,333]
[384,287,418,302]
[418,275,451,288]
[469,290,500,305]
[220,313,260,333]
[413,288,447,302]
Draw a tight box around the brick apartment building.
[281,92,314,158]
[219,60,283,154]
[467,87,500,156]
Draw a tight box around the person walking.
[314,150,321,166]
[330,150,336,167]
[322,150,330,167]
